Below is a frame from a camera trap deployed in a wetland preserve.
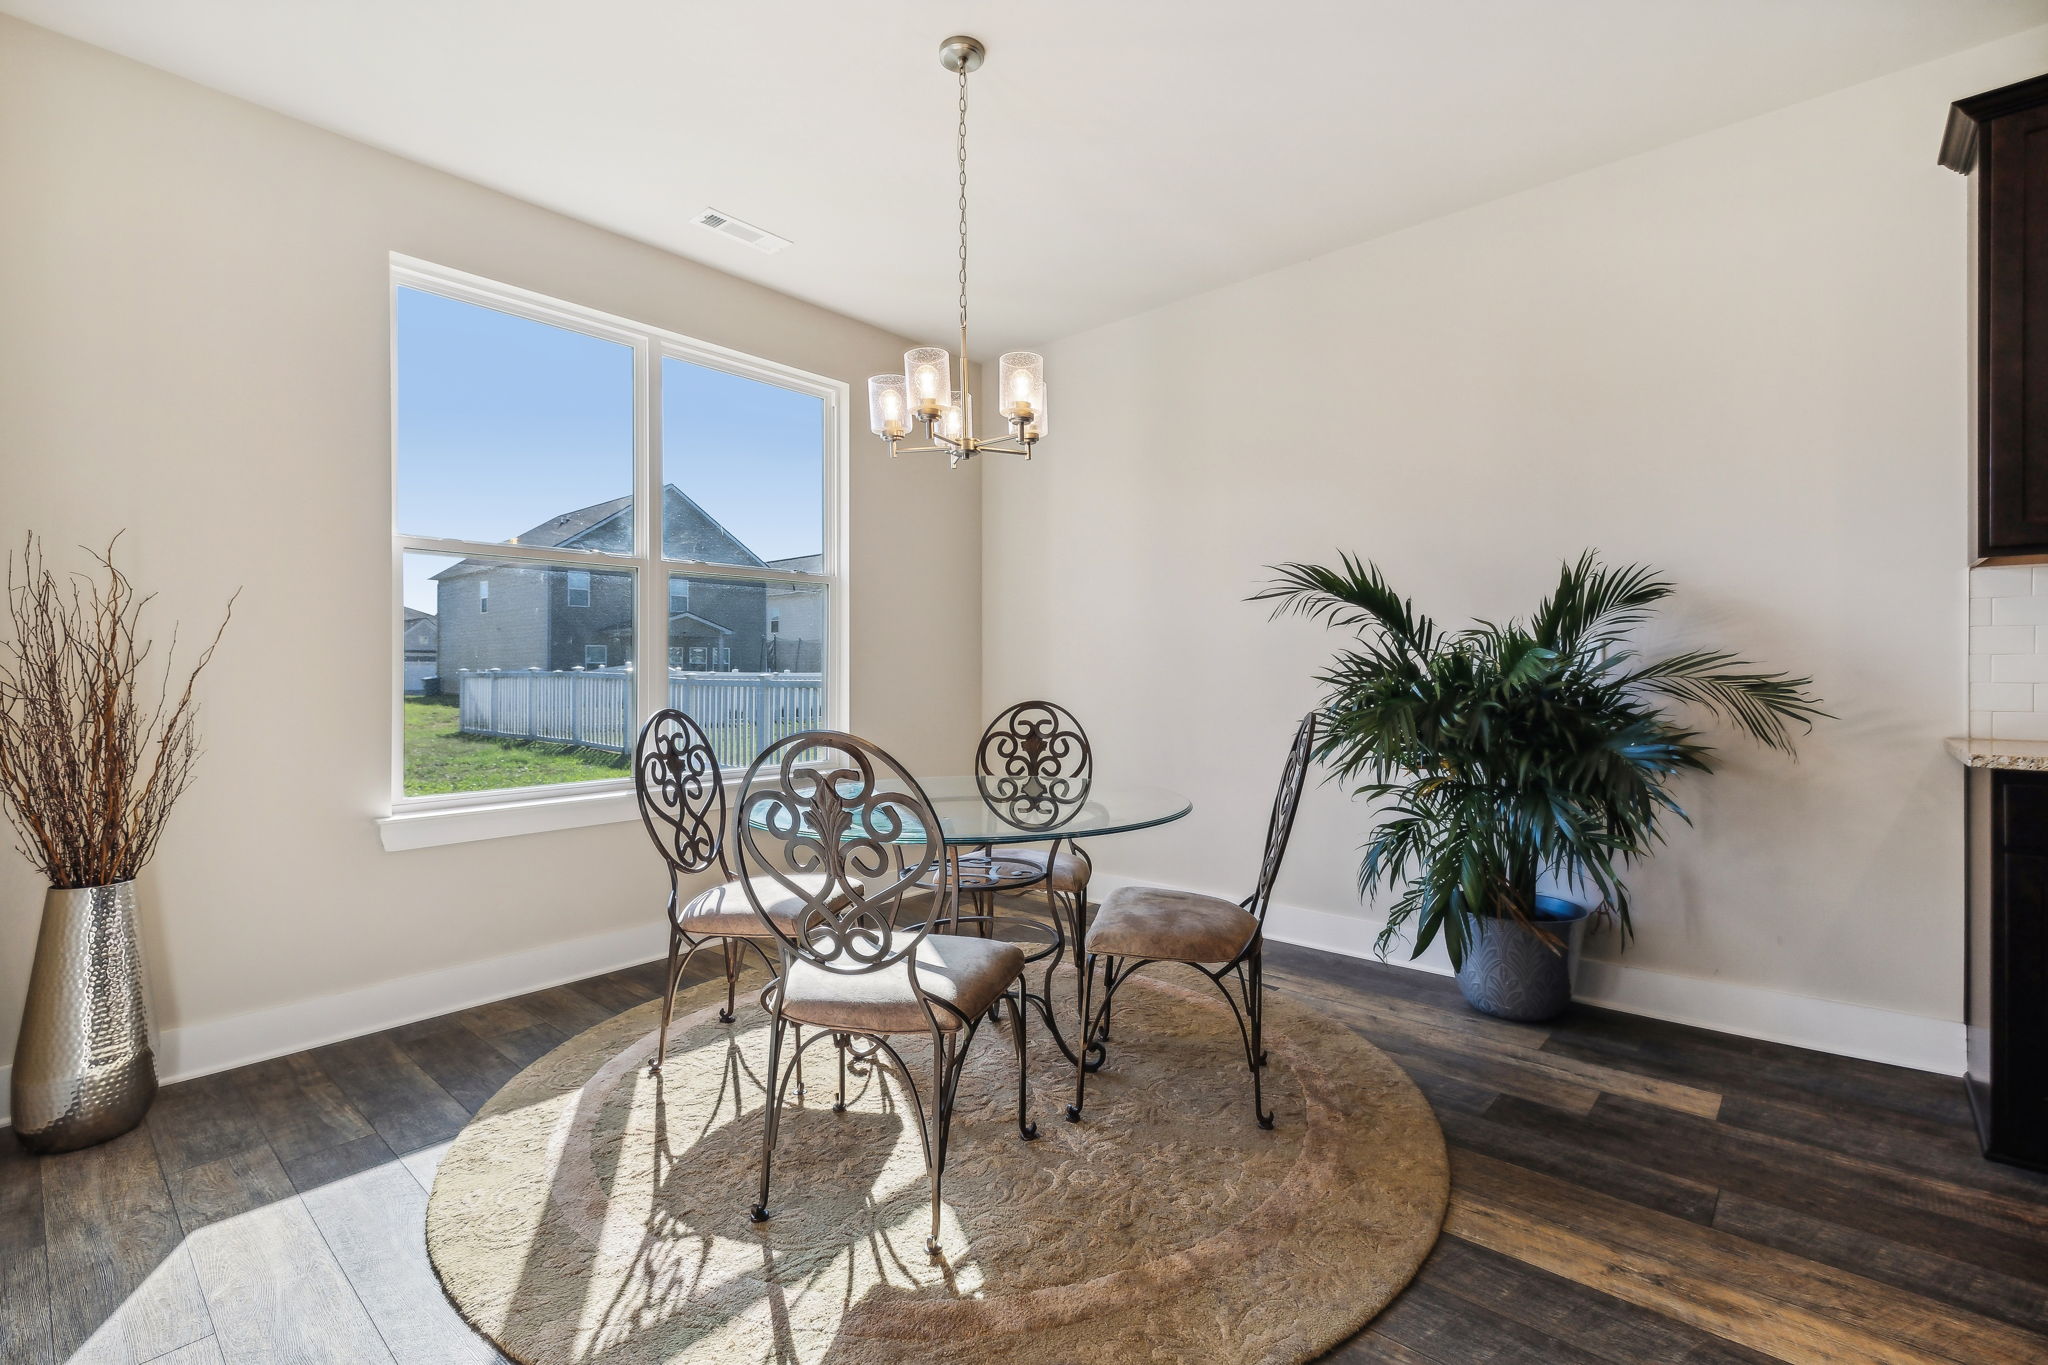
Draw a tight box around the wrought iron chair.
[736,730,1036,1258]
[927,701,1095,1061]
[634,708,827,1074]
[1067,713,1316,1129]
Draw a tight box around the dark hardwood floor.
[3,937,2044,1364]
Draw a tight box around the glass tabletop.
[742,774,1191,846]
[917,776,1191,845]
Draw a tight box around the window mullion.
[634,334,665,733]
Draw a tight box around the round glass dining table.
[749,774,1192,1064]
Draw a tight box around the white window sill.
[377,785,639,851]
[375,760,840,852]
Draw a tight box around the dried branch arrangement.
[0,536,235,888]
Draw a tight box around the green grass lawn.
[404,695,629,796]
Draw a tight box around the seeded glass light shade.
[938,391,968,444]
[998,352,1045,421]
[904,348,952,415]
[1024,389,1048,440]
[867,374,909,436]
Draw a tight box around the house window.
[392,257,843,813]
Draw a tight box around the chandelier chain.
[956,62,970,392]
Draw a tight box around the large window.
[392,258,842,808]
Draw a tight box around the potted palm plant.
[1254,552,1823,1021]
[0,537,231,1152]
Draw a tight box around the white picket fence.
[456,669,824,767]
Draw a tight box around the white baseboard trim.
[1,919,669,1130]
[1088,872,1966,1077]
[1,875,1965,1131]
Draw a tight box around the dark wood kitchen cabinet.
[1964,763,2048,1170]
[1943,73,2048,560]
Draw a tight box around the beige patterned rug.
[425,965,1447,1364]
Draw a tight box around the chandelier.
[867,36,1045,466]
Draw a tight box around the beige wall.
[984,27,2048,1027]
[0,17,982,1059]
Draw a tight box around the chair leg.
[1012,984,1038,1141]
[1249,943,1274,1129]
[723,940,741,1022]
[925,1028,963,1258]
[649,927,687,1074]
[750,1012,789,1223]
[832,1032,849,1113]
[1066,951,1096,1122]
[1094,954,1119,1049]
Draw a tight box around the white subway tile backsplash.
[1975,567,2035,596]
[1973,624,2035,655]
[1990,652,2048,682]
[1992,594,2048,625]
[1992,711,2048,741]
[1963,566,2048,734]
[1974,683,2034,711]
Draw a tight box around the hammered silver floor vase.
[12,881,157,1154]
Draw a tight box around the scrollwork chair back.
[634,709,730,881]
[735,731,945,976]
[1245,712,1317,923]
[974,700,1092,817]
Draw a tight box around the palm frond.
[1529,553,1671,653]
[1616,649,1827,752]
[1252,553,1435,657]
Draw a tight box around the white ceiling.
[7,1,2046,353]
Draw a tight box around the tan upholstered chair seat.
[1087,886,1258,964]
[778,933,1025,1034]
[679,875,832,939]
[976,847,1086,892]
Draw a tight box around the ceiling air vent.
[693,208,791,254]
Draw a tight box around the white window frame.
[380,255,850,850]
[565,569,592,607]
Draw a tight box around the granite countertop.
[1946,737,2048,770]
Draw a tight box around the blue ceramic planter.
[1453,896,1590,1023]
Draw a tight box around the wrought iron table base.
[923,846,1095,1067]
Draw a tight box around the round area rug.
[425,966,1447,1365]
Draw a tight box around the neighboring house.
[402,607,438,693]
[763,554,827,673]
[433,486,807,676]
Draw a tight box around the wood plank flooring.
[2,939,2043,1364]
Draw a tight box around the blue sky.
[397,287,823,612]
